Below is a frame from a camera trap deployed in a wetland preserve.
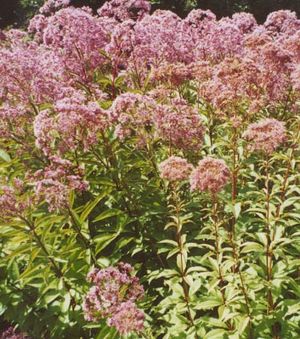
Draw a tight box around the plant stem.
[172,186,196,332]
[211,196,226,304]
[264,158,274,313]
[67,206,97,266]
[229,130,253,334]
[20,216,76,308]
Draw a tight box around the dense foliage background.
[0,0,300,338]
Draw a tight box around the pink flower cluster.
[98,0,151,22]
[243,118,287,154]
[0,179,30,220]
[111,95,205,150]
[107,301,144,335]
[33,156,88,211]
[34,91,108,155]
[39,0,70,15]
[110,93,155,142]
[0,327,28,339]
[159,156,193,182]
[83,262,144,335]
[190,157,230,194]
[154,99,205,151]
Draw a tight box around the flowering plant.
[0,0,299,338]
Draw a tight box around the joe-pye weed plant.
[0,0,299,338]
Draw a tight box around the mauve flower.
[151,62,192,86]
[264,10,300,34]
[231,12,257,33]
[159,156,193,182]
[0,327,28,339]
[243,118,287,154]
[83,263,144,323]
[110,93,156,143]
[39,0,70,15]
[107,301,144,335]
[33,91,109,155]
[41,7,111,79]
[32,156,88,211]
[291,65,300,91]
[154,99,205,151]
[98,0,151,22]
[190,157,230,194]
[0,30,6,41]
[185,9,216,28]
[0,179,30,220]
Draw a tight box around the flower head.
[83,263,144,323]
[159,156,193,181]
[190,157,230,194]
[32,156,88,211]
[0,326,28,339]
[98,0,151,22]
[107,301,144,335]
[154,99,205,151]
[243,118,286,154]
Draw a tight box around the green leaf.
[204,328,226,339]
[0,149,11,162]
[238,316,250,335]
[195,298,222,310]
[93,208,123,222]
[80,189,111,222]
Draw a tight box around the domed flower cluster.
[159,156,193,182]
[39,0,70,15]
[154,99,205,151]
[243,118,287,154]
[107,301,145,335]
[190,157,230,194]
[33,91,109,155]
[111,95,205,150]
[0,179,30,220]
[33,156,88,212]
[159,155,231,194]
[83,262,144,335]
[98,0,151,22]
[0,327,28,339]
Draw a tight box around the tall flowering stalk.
[159,156,196,333]
[263,157,274,314]
[168,183,196,330]
[227,120,253,333]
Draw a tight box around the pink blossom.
[0,327,28,339]
[110,93,156,143]
[40,7,111,79]
[231,13,257,33]
[107,301,144,335]
[83,263,144,323]
[185,9,216,28]
[32,156,88,211]
[0,30,6,41]
[190,157,230,194]
[33,92,109,154]
[154,99,205,150]
[159,156,193,181]
[98,0,151,22]
[151,63,192,87]
[264,10,300,34]
[0,179,30,220]
[243,118,287,154]
[291,65,300,91]
[39,0,70,15]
